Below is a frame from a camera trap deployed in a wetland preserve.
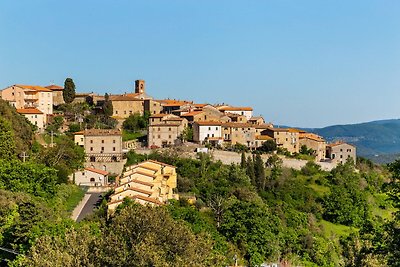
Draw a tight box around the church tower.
[135,80,145,94]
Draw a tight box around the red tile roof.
[85,167,109,176]
[44,84,63,91]
[16,108,43,114]
[15,84,52,92]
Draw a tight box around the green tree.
[240,152,246,169]
[254,154,266,190]
[246,156,256,185]
[63,78,76,104]
[181,126,193,142]
[122,113,147,132]
[258,139,277,153]
[0,117,16,160]
[102,93,113,117]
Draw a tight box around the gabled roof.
[15,84,52,92]
[255,135,273,140]
[84,167,109,176]
[16,108,43,114]
[327,142,355,148]
[181,111,204,117]
[44,84,63,91]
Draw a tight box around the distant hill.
[303,119,400,163]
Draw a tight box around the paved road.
[76,193,103,222]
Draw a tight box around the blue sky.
[1,0,399,127]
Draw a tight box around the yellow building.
[261,127,300,154]
[108,160,179,211]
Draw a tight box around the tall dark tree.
[63,78,76,104]
[240,152,246,169]
[254,154,266,190]
[103,93,113,117]
[246,156,256,186]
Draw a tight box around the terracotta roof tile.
[15,84,52,92]
[84,167,109,176]
[16,108,43,114]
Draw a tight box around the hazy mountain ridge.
[304,119,400,163]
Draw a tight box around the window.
[115,111,118,114]
[129,110,132,114]
[90,147,93,151]
[101,140,104,143]
[340,149,343,152]
[340,155,343,158]
[158,135,161,138]
[113,147,116,151]
[169,128,171,131]
[212,134,214,137]
[124,111,127,114]
[169,135,172,139]
[82,172,85,176]
[90,178,95,182]
[90,140,93,144]
[158,128,160,131]
[208,127,211,130]
[113,140,116,143]
[34,115,37,118]
[90,156,96,162]
[101,147,104,151]
[204,115,207,120]
[152,118,154,122]
[216,127,218,130]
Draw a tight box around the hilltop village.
[0,80,356,210]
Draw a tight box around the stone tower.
[135,80,145,94]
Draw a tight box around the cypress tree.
[240,152,246,169]
[246,156,256,186]
[63,78,76,104]
[103,93,113,117]
[254,154,266,190]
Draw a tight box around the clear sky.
[1,0,399,127]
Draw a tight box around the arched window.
[90,178,95,182]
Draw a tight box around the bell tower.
[135,80,145,94]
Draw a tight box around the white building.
[73,167,109,186]
[17,108,46,130]
[193,121,223,145]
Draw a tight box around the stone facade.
[299,133,326,161]
[261,128,300,154]
[148,114,188,148]
[74,129,123,162]
[326,142,356,164]
[45,84,64,106]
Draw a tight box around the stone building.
[44,84,64,106]
[74,129,123,162]
[299,132,326,161]
[148,114,188,148]
[326,142,356,164]
[261,128,300,154]
[217,105,253,120]
[222,123,257,148]
[108,160,179,211]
